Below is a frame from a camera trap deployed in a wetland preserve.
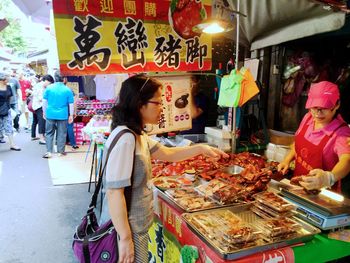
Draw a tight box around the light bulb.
[202,22,225,34]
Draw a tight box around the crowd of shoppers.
[0,67,78,157]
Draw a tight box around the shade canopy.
[12,0,51,26]
[222,0,345,50]
[11,0,346,51]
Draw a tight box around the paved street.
[0,130,91,263]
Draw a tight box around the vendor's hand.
[201,145,229,160]
[118,236,134,263]
[68,115,73,124]
[299,169,333,190]
[277,161,290,175]
[43,113,46,120]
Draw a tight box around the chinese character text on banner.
[53,0,212,75]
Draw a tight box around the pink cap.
[305,81,340,109]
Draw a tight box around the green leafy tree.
[0,0,28,53]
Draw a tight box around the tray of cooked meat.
[183,209,261,252]
[182,204,320,260]
[254,191,296,212]
[251,202,295,219]
[157,187,219,213]
[152,175,198,191]
[195,179,245,205]
[254,217,302,242]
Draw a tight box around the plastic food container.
[152,177,181,190]
[254,191,295,212]
[222,223,261,245]
[165,188,198,199]
[177,196,216,211]
[195,179,230,197]
[253,202,295,218]
[255,217,301,241]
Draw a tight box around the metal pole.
[231,0,240,153]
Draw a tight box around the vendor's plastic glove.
[300,169,335,190]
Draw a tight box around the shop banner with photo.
[148,75,192,135]
[52,0,212,75]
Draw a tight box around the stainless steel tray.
[182,204,320,260]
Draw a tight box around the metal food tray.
[158,188,242,213]
[182,204,320,260]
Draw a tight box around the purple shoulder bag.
[72,129,135,263]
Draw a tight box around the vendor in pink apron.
[278,81,350,197]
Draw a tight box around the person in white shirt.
[31,74,54,144]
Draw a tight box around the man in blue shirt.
[42,70,74,158]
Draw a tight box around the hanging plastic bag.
[218,70,243,107]
[238,67,260,107]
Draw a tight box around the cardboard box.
[269,129,294,146]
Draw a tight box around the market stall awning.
[27,49,49,64]
[224,0,346,50]
[12,0,346,53]
[12,0,51,26]
[0,48,12,61]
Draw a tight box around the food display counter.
[148,152,350,263]
[148,191,350,263]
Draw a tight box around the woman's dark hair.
[111,74,162,134]
[42,74,54,84]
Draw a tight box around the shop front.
[49,1,350,263]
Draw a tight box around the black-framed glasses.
[310,107,335,114]
[147,100,162,106]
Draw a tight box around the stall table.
[148,191,350,263]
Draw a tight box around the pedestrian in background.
[8,70,21,132]
[31,74,54,145]
[18,70,32,130]
[0,72,21,151]
[42,70,74,158]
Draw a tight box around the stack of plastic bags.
[218,67,259,107]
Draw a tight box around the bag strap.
[89,129,136,210]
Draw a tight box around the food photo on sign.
[169,0,207,39]
[147,75,192,135]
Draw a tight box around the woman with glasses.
[99,74,228,263]
[278,81,350,197]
